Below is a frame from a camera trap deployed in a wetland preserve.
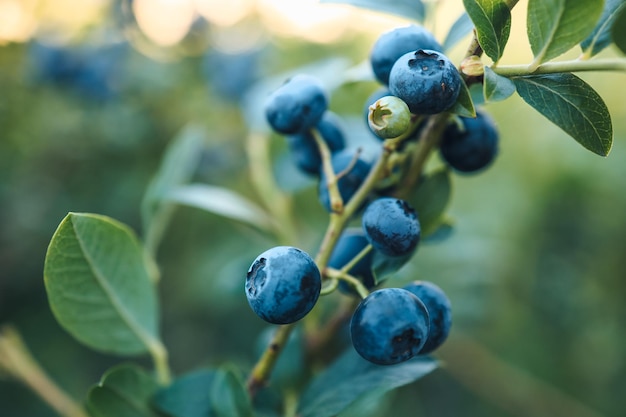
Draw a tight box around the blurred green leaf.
[443,12,474,52]
[513,73,612,156]
[210,366,253,417]
[164,184,274,231]
[422,218,454,243]
[611,3,626,54]
[462,0,511,62]
[152,370,216,417]
[527,0,604,65]
[449,80,476,118]
[581,0,626,56]
[483,66,516,102]
[320,0,425,22]
[43,213,160,355]
[409,168,452,235]
[141,124,206,250]
[336,389,391,417]
[87,364,160,417]
[297,348,437,417]
[371,251,412,284]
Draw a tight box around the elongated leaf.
[141,125,206,235]
[152,370,216,417]
[87,364,160,417]
[513,73,612,156]
[462,0,511,61]
[210,367,253,417]
[165,184,273,231]
[320,0,425,22]
[483,66,516,102]
[611,4,626,54]
[581,0,626,56]
[443,12,474,52]
[527,0,604,65]
[297,349,437,417]
[44,213,160,355]
[371,251,413,284]
[449,80,476,118]
[409,168,451,236]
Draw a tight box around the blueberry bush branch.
[0,326,89,417]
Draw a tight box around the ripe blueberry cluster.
[246,24,501,366]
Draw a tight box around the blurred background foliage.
[0,0,625,416]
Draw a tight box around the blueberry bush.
[2,0,626,416]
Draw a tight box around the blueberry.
[286,111,346,175]
[245,246,321,324]
[403,281,452,354]
[318,149,372,212]
[389,49,462,115]
[439,110,499,173]
[363,87,391,126]
[370,25,442,85]
[265,74,328,134]
[350,288,430,365]
[328,228,375,295]
[362,198,420,258]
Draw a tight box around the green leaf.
[527,0,604,65]
[409,168,452,236]
[449,80,476,118]
[87,364,160,417]
[319,0,425,22]
[611,4,626,54]
[152,370,216,417]
[483,66,516,102]
[371,251,413,284]
[423,218,454,243]
[513,73,613,156]
[210,366,253,417]
[44,213,160,355]
[141,125,205,245]
[297,349,437,417]
[164,184,274,231]
[581,0,626,56]
[462,0,511,62]
[443,12,474,52]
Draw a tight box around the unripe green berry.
[367,96,411,140]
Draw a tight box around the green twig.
[325,267,370,299]
[312,128,344,214]
[246,323,296,397]
[493,59,626,77]
[0,326,89,417]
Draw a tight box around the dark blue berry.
[286,111,346,175]
[403,281,452,354]
[362,198,420,258]
[265,74,328,134]
[328,228,375,295]
[245,246,321,324]
[350,288,430,365]
[389,50,462,115]
[439,110,499,173]
[370,25,442,85]
[318,149,372,212]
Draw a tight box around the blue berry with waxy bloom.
[350,288,430,365]
[245,246,321,324]
[362,197,421,258]
[389,49,462,115]
[265,74,328,134]
[403,281,452,354]
[318,149,372,212]
[286,111,346,175]
[328,228,375,295]
[439,110,499,173]
[370,25,443,85]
